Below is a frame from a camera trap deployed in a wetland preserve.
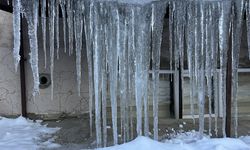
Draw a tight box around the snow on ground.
[101,131,250,150]
[0,116,60,150]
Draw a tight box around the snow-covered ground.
[101,131,250,150]
[0,116,60,150]
[1,116,250,150]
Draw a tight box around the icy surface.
[0,116,60,150]
[100,134,250,150]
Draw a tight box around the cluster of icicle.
[9,0,250,147]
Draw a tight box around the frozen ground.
[44,116,250,150]
[101,133,250,150]
[0,116,60,150]
[1,116,250,150]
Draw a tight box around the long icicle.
[93,3,102,147]
[49,0,55,100]
[74,0,83,97]
[83,1,94,137]
[59,0,67,53]
[13,0,21,72]
[55,0,60,59]
[151,2,166,140]
[21,0,40,96]
[232,0,244,137]
[40,0,47,68]
[246,0,250,59]
[205,4,213,136]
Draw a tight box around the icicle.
[143,46,150,137]
[66,0,73,56]
[205,4,213,136]
[124,16,129,141]
[21,0,40,96]
[231,0,244,138]
[141,5,152,138]
[13,0,21,72]
[92,3,102,147]
[49,0,55,100]
[218,1,231,137]
[55,0,60,59]
[169,2,173,81]
[246,0,250,59]
[118,9,130,142]
[107,4,119,145]
[195,1,205,135]
[135,8,143,136]
[118,7,125,141]
[211,2,219,137]
[102,10,108,146]
[134,5,152,137]
[74,1,83,97]
[59,0,67,53]
[186,1,195,124]
[83,1,94,137]
[40,0,47,68]
[128,7,136,140]
[151,2,166,140]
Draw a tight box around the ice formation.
[12,0,21,72]
[7,0,248,147]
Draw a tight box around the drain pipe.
[19,18,27,117]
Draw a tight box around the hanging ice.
[218,1,231,137]
[66,0,73,56]
[231,0,244,138]
[21,0,40,96]
[40,0,47,68]
[151,1,166,140]
[49,0,55,99]
[13,0,21,72]
[74,0,83,97]
[83,0,94,137]
[9,0,247,147]
[246,0,250,59]
[55,0,60,60]
[59,0,67,53]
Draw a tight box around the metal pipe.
[20,17,27,117]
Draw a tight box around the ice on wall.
[232,0,244,137]
[9,0,246,147]
[40,0,47,68]
[48,0,55,99]
[12,0,21,71]
[247,0,250,59]
[21,0,40,95]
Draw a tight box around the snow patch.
[101,132,250,150]
[0,116,60,150]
